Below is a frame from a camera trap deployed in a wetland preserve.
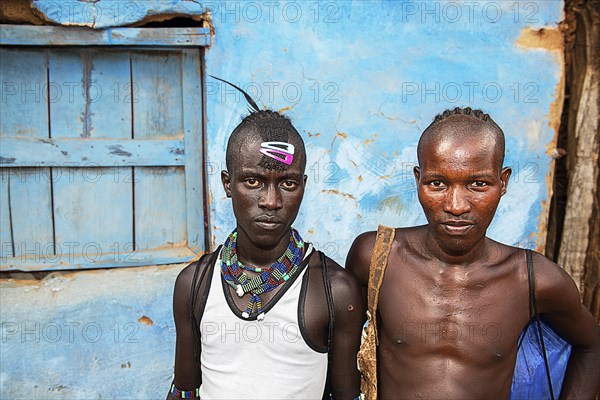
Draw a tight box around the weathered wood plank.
[1,245,199,271]
[132,51,183,139]
[0,48,48,138]
[0,137,185,167]
[0,49,55,259]
[134,167,187,250]
[50,51,133,253]
[87,51,133,139]
[48,49,132,139]
[47,49,86,138]
[182,49,205,252]
[0,25,211,47]
[0,170,13,259]
[8,168,54,258]
[132,51,187,250]
[53,166,132,251]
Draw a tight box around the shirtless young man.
[347,107,600,399]
[168,109,364,399]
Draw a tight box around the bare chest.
[377,261,531,362]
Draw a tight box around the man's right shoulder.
[346,226,426,284]
[348,226,424,263]
[175,250,219,289]
[351,230,378,252]
[173,250,219,314]
[347,230,378,260]
[345,231,377,286]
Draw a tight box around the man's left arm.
[534,253,600,399]
[328,261,366,400]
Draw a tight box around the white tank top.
[199,246,328,399]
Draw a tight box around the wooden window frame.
[0,25,210,271]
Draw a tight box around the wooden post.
[558,0,600,321]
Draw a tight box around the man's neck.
[424,228,489,267]
[234,228,292,269]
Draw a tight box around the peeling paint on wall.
[1,0,211,29]
[0,263,184,398]
[516,26,565,248]
[517,27,564,52]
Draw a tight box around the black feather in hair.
[209,75,260,113]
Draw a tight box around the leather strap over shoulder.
[367,225,395,345]
[358,225,396,400]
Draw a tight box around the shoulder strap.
[367,225,395,345]
[190,247,221,378]
[321,251,335,354]
[527,250,535,321]
[320,250,335,400]
[526,249,555,400]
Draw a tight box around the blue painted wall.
[1,265,180,398]
[0,1,564,398]
[205,1,564,261]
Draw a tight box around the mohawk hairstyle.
[228,110,303,172]
[210,76,305,173]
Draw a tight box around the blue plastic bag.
[510,319,572,400]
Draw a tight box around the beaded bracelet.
[328,393,362,400]
[170,383,200,399]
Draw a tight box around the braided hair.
[431,106,502,129]
[417,107,506,166]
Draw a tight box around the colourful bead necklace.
[220,228,305,320]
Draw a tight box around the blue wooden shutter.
[0,26,210,271]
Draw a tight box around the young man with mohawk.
[168,79,364,400]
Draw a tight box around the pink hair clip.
[259,141,295,165]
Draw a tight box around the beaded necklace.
[220,228,305,320]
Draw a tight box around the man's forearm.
[559,344,600,399]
